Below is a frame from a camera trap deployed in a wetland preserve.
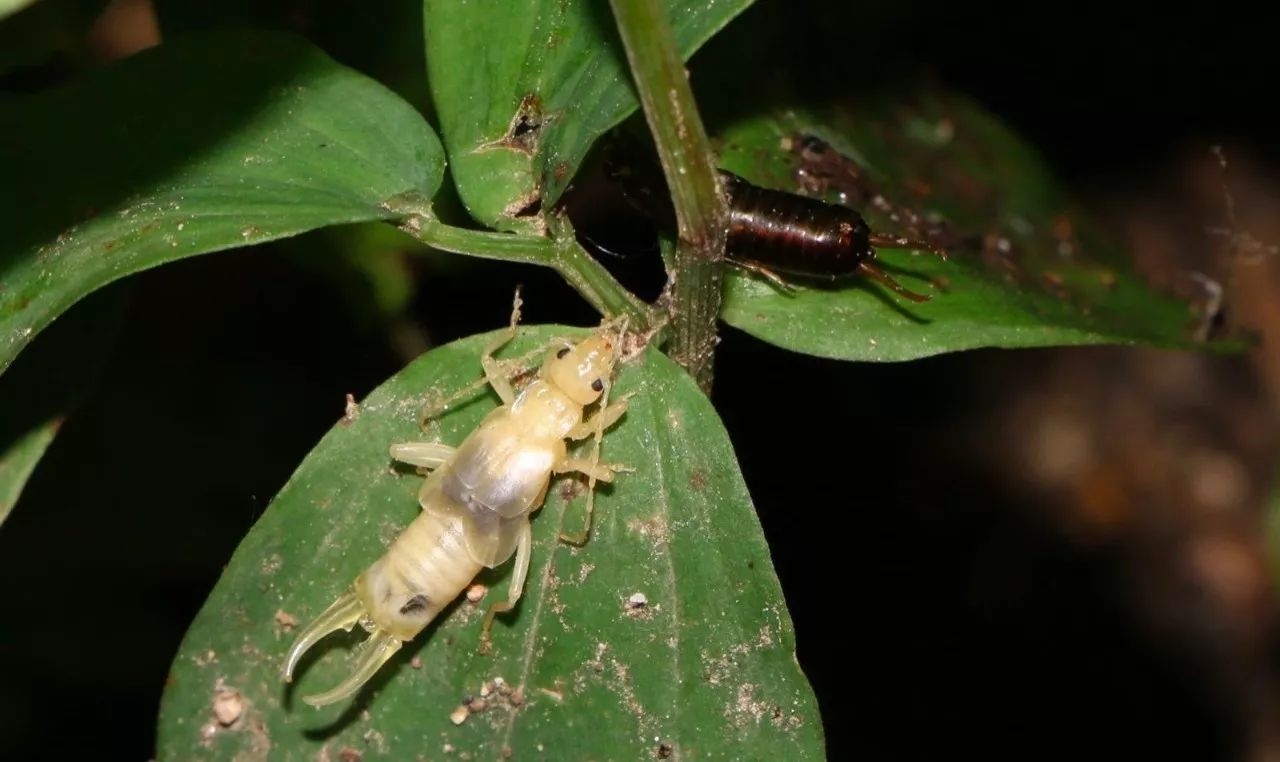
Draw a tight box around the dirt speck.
[657,742,674,759]
[260,554,282,576]
[411,655,422,670]
[626,513,671,549]
[466,583,488,603]
[558,476,585,503]
[274,609,297,633]
[361,728,387,754]
[213,687,244,726]
[449,704,470,725]
[625,591,653,620]
[341,393,360,425]
[338,748,362,762]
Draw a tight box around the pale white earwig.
[282,306,631,707]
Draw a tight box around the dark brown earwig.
[718,170,947,302]
[601,141,947,302]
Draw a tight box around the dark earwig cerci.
[717,169,948,302]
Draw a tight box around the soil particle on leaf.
[656,742,675,759]
[449,704,470,725]
[260,554,283,576]
[626,513,671,548]
[465,583,488,603]
[212,686,244,727]
[624,591,654,621]
[361,728,387,754]
[558,476,585,503]
[339,748,362,762]
[274,609,297,633]
[411,655,423,669]
[341,393,360,425]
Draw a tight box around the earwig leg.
[856,261,931,303]
[868,233,949,261]
[729,259,796,292]
[554,457,632,483]
[566,394,633,440]
[557,460,634,546]
[419,343,551,427]
[479,288,524,405]
[479,521,532,654]
[389,442,457,470]
[283,591,364,682]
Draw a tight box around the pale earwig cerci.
[283,301,631,708]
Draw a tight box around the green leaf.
[423,0,751,229]
[0,0,40,22]
[157,326,822,760]
[0,287,124,525]
[713,97,1224,361]
[0,30,445,375]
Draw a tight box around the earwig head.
[542,333,617,406]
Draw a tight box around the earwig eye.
[591,379,604,393]
[556,346,571,359]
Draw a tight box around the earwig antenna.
[868,232,949,261]
[420,286,539,426]
[856,261,931,303]
[418,343,550,427]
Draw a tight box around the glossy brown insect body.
[719,170,947,302]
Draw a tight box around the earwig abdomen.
[720,170,872,279]
[354,502,483,642]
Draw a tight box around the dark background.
[2,0,1278,759]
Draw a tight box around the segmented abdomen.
[720,170,871,277]
[355,507,483,641]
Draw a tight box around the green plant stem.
[610,0,727,391]
[386,201,651,326]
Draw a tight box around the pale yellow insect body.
[282,322,629,708]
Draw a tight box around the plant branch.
[384,197,651,325]
[610,0,727,391]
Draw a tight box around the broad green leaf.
[153,0,431,113]
[0,0,39,22]
[424,0,752,229]
[712,98,1224,361]
[0,30,445,375]
[157,326,822,760]
[0,287,123,525]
